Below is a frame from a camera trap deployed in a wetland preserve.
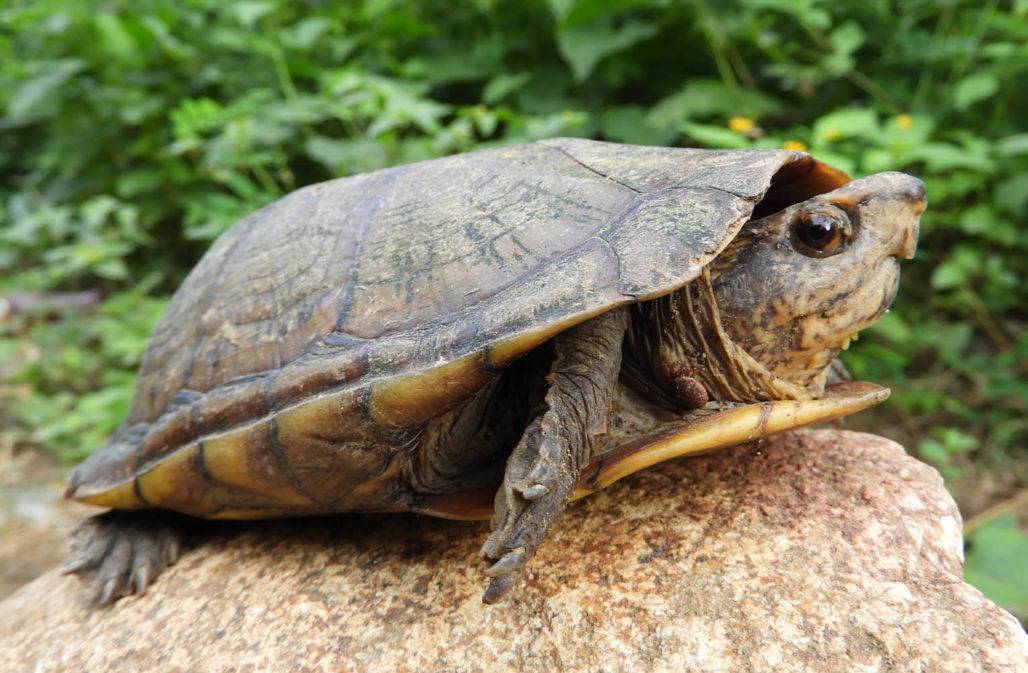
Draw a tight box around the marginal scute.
[135,445,221,517]
[368,353,496,428]
[605,188,751,299]
[276,388,400,506]
[137,405,197,464]
[75,481,145,510]
[201,422,313,508]
[270,349,369,409]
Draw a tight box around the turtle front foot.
[480,308,627,604]
[480,422,573,604]
[63,510,183,606]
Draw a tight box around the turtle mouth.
[828,257,902,355]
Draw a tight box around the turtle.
[63,138,926,606]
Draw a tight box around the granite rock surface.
[1,430,1025,673]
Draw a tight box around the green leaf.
[868,312,913,343]
[954,72,999,110]
[6,60,84,121]
[649,79,780,125]
[405,39,503,84]
[94,13,138,63]
[281,17,331,50]
[829,21,865,56]
[994,173,1028,218]
[601,106,677,146]
[555,19,658,82]
[965,517,1028,619]
[547,0,576,22]
[482,72,532,105]
[996,134,1028,157]
[917,439,950,467]
[908,142,995,172]
[680,122,750,149]
[942,429,978,453]
[812,108,879,144]
[170,98,225,140]
[305,136,387,174]
[231,1,276,27]
[931,260,967,289]
[558,0,660,27]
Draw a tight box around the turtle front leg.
[63,510,184,605]
[481,307,628,603]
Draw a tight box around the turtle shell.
[67,138,850,518]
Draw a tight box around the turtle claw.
[132,561,154,595]
[480,462,573,602]
[485,547,527,577]
[482,574,517,605]
[61,556,91,576]
[96,577,121,606]
[65,510,184,606]
[517,483,549,500]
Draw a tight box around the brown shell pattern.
[68,138,846,516]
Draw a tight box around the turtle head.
[708,171,926,392]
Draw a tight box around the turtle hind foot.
[63,510,184,606]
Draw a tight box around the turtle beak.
[891,176,925,260]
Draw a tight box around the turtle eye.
[791,208,851,258]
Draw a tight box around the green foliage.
[1,0,1025,616]
[965,517,1028,621]
[1,290,166,463]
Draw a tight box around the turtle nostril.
[906,179,926,203]
[903,179,927,217]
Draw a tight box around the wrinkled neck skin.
[623,170,925,409]
[625,270,819,408]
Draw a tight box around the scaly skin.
[481,309,628,603]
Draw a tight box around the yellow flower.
[895,114,914,130]
[728,116,754,133]
[783,140,807,152]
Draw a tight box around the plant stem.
[799,21,901,112]
[912,5,955,112]
[689,0,741,95]
[961,282,1012,352]
[964,489,1028,535]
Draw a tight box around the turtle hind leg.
[63,510,184,606]
[481,307,628,604]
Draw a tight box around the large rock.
[1,430,1025,672]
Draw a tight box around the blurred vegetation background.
[1,0,1025,618]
